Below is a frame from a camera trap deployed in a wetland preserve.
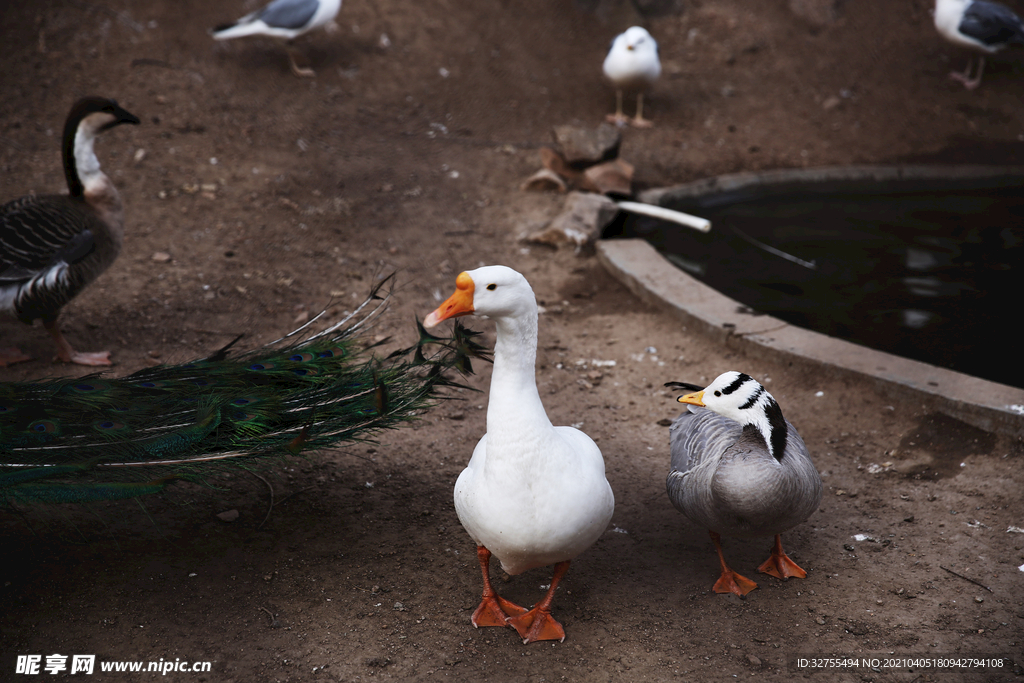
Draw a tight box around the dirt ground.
[2,0,1023,680]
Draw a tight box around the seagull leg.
[631,92,653,128]
[757,533,808,580]
[605,90,630,126]
[0,346,33,367]
[506,561,569,643]
[709,530,757,596]
[950,55,984,90]
[44,319,111,366]
[470,546,528,629]
[284,43,316,77]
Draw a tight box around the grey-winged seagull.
[934,0,1024,89]
[211,0,342,77]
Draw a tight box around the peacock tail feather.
[0,276,482,506]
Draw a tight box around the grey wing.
[666,407,739,523]
[0,196,95,282]
[668,406,740,474]
[259,0,320,29]
[780,420,824,515]
[960,1,1024,46]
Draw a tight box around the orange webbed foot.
[471,594,527,629]
[713,568,758,596]
[758,551,808,579]
[758,534,808,580]
[507,607,566,644]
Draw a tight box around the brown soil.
[2,0,1023,681]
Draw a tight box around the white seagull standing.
[211,0,342,77]
[934,0,1024,89]
[602,26,661,128]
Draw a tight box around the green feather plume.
[0,276,483,505]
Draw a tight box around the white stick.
[616,200,712,233]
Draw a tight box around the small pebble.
[217,509,239,522]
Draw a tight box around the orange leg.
[44,319,111,366]
[757,534,808,580]
[470,546,528,629]
[709,531,758,596]
[507,560,569,644]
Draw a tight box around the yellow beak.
[677,390,706,406]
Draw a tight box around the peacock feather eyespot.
[28,420,58,434]
[94,420,126,430]
[317,347,346,359]
[137,381,168,389]
[232,398,252,406]
[248,362,276,371]
[292,368,320,377]
[67,380,112,393]
[232,411,256,421]
[290,352,315,362]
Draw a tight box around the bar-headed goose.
[666,371,822,596]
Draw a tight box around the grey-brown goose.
[666,371,822,596]
[0,96,139,367]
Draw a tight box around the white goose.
[666,372,822,596]
[424,266,614,643]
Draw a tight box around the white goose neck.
[486,303,551,437]
[74,125,110,195]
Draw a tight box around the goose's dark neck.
[743,398,788,461]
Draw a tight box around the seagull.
[934,0,1024,89]
[211,0,342,77]
[602,26,661,128]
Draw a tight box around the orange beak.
[423,271,475,328]
[677,390,706,406]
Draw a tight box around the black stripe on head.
[764,395,788,461]
[739,383,765,410]
[721,372,751,396]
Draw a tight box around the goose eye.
[486,284,497,291]
[714,390,721,397]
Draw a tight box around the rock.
[582,158,634,196]
[520,168,568,193]
[151,251,171,262]
[746,654,762,668]
[217,509,240,522]
[536,146,585,184]
[788,0,844,29]
[552,123,621,165]
[633,0,686,16]
[525,191,619,248]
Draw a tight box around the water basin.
[609,166,1024,390]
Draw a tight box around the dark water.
[610,181,1024,389]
